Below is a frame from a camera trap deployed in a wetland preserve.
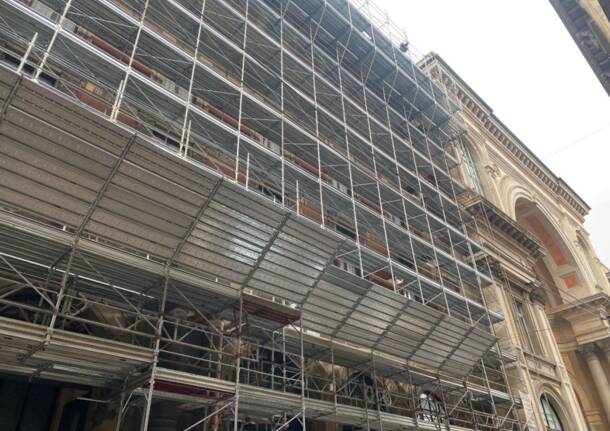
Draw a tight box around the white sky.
[373,0,610,265]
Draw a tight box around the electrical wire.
[543,121,610,160]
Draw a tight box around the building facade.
[0,0,523,430]
[0,0,606,430]
[549,0,610,96]
[421,53,610,431]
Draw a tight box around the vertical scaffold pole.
[279,3,286,207]
[245,152,250,189]
[380,84,424,301]
[44,247,76,346]
[114,374,132,431]
[234,0,250,181]
[300,313,307,431]
[140,274,169,431]
[18,32,38,74]
[436,377,450,431]
[371,355,384,431]
[309,27,325,227]
[111,0,150,122]
[180,0,207,151]
[233,294,244,431]
[361,72,396,292]
[35,0,73,80]
[402,102,451,315]
[331,345,338,408]
[335,47,364,278]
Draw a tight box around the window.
[514,300,542,355]
[459,138,484,195]
[540,394,564,431]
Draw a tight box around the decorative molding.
[527,281,546,305]
[581,340,610,360]
[581,343,599,360]
[484,162,502,180]
[418,54,591,219]
[549,0,610,95]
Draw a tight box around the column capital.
[599,339,610,355]
[581,343,600,360]
[581,340,610,359]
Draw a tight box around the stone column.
[600,340,610,365]
[583,344,610,424]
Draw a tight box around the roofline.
[419,52,591,216]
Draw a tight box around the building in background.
[0,0,523,430]
[422,52,610,431]
[550,0,610,95]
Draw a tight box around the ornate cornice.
[418,53,591,219]
[581,340,610,360]
[581,342,599,360]
[549,292,610,317]
[459,190,544,258]
[549,0,610,96]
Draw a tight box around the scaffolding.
[0,0,521,429]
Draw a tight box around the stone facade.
[421,53,610,430]
[550,0,610,95]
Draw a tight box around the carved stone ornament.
[484,163,502,180]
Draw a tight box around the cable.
[543,121,610,160]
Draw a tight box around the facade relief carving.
[484,162,503,180]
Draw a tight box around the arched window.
[540,394,564,431]
[459,138,484,195]
[513,299,543,355]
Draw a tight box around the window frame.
[540,393,565,431]
[513,298,543,356]
[458,137,484,195]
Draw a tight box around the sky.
[373,0,610,265]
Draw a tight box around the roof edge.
[418,52,591,217]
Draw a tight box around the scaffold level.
[0,0,522,429]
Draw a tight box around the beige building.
[421,53,610,431]
[550,0,610,95]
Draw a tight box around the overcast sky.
[373,0,610,265]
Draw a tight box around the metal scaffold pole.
[0,0,523,429]
[335,46,364,278]
[110,0,150,122]
[309,27,326,227]
[180,0,207,154]
[140,273,169,431]
[234,0,250,181]
[34,0,73,80]
[233,293,244,431]
[300,313,307,431]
